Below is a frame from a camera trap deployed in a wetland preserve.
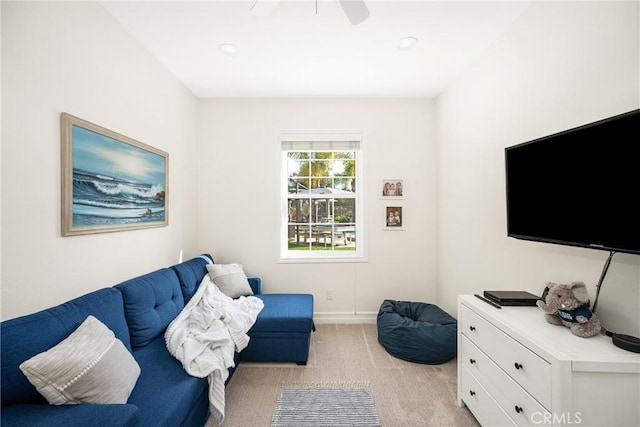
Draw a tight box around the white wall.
[1,2,199,320]
[197,98,436,320]
[436,1,640,335]
[3,1,637,332]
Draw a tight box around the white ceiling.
[100,0,533,98]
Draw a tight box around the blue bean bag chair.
[377,299,457,364]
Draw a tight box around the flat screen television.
[505,109,640,255]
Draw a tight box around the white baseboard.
[313,312,377,324]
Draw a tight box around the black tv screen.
[505,109,640,255]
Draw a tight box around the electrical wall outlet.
[326,288,334,300]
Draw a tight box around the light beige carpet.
[210,323,480,427]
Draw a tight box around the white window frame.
[280,132,365,262]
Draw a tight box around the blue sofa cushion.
[115,268,184,351]
[170,254,213,303]
[251,294,314,333]
[1,288,131,407]
[377,299,457,365]
[0,403,140,427]
[128,336,208,427]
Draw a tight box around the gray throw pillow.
[19,315,140,405]
[206,263,254,298]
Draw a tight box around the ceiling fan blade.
[338,0,370,26]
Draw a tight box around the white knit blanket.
[165,275,264,425]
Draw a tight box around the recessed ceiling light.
[397,36,419,51]
[218,43,239,57]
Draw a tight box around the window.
[281,133,364,261]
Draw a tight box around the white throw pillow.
[206,263,254,298]
[19,315,140,405]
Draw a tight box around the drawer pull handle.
[514,362,523,370]
[515,405,523,414]
[469,358,476,364]
[469,390,476,396]
[469,326,476,331]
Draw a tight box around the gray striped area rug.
[271,382,381,427]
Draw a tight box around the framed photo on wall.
[380,179,404,199]
[61,113,169,236]
[384,205,404,230]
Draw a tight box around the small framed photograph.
[380,179,404,199]
[384,206,404,230]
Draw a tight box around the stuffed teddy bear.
[536,281,602,338]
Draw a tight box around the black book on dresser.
[483,290,540,306]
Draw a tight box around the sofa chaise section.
[172,255,315,366]
[241,293,315,365]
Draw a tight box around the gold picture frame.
[61,113,168,236]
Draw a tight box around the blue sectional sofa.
[1,255,314,427]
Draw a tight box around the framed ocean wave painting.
[61,113,168,236]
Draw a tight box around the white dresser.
[457,295,640,427]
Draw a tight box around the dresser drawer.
[460,365,516,427]
[461,336,551,426]
[460,304,551,409]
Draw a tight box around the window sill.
[278,256,368,264]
